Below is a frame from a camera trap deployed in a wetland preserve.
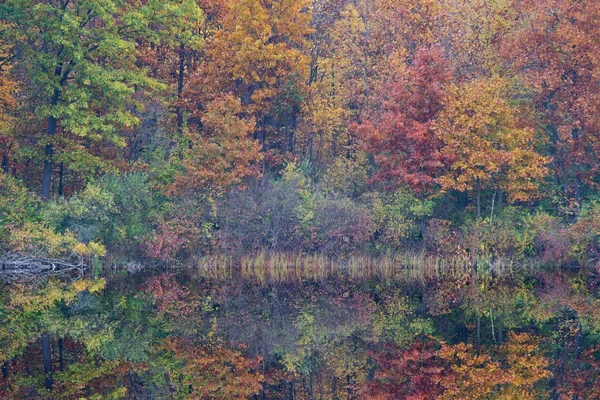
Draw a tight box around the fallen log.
[0,253,87,282]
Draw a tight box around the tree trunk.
[42,334,53,390]
[58,162,64,197]
[41,115,57,200]
[308,373,315,400]
[572,128,581,204]
[490,308,497,345]
[346,374,352,400]
[490,190,497,226]
[476,179,481,218]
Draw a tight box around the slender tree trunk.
[41,78,64,200]
[490,308,497,345]
[497,189,503,214]
[41,115,57,200]
[346,374,352,400]
[490,190,496,227]
[573,166,581,205]
[574,322,581,360]
[331,377,338,400]
[308,373,315,400]
[476,179,481,218]
[42,334,53,390]
[58,162,64,197]
[572,128,582,203]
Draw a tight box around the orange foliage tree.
[162,338,263,399]
[169,95,262,195]
[436,77,549,214]
[183,0,312,158]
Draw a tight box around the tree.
[0,0,201,199]
[438,342,508,399]
[0,278,106,392]
[168,95,262,196]
[183,0,312,159]
[367,341,448,399]
[0,38,16,173]
[162,338,263,399]
[443,0,516,78]
[436,77,548,215]
[503,0,600,201]
[360,47,453,194]
[134,0,205,157]
[497,332,551,399]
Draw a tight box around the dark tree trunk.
[476,179,481,218]
[346,374,352,400]
[42,84,63,200]
[572,128,581,203]
[42,62,70,199]
[58,162,64,197]
[42,334,53,390]
[41,115,57,200]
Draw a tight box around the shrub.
[526,202,600,269]
[43,172,160,251]
[526,212,570,266]
[369,188,434,251]
[98,173,159,245]
[461,209,532,262]
[568,201,600,269]
[424,219,465,258]
[143,196,215,262]
[9,222,105,258]
[218,176,302,253]
[299,194,375,255]
[0,172,40,247]
[321,156,368,198]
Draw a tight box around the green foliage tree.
[0,0,202,199]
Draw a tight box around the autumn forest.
[1,0,600,398]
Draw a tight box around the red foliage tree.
[503,0,600,199]
[367,341,448,399]
[360,47,453,194]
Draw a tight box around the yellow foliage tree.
[169,95,262,195]
[185,0,312,156]
[0,39,16,170]
[436,77,549,215]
